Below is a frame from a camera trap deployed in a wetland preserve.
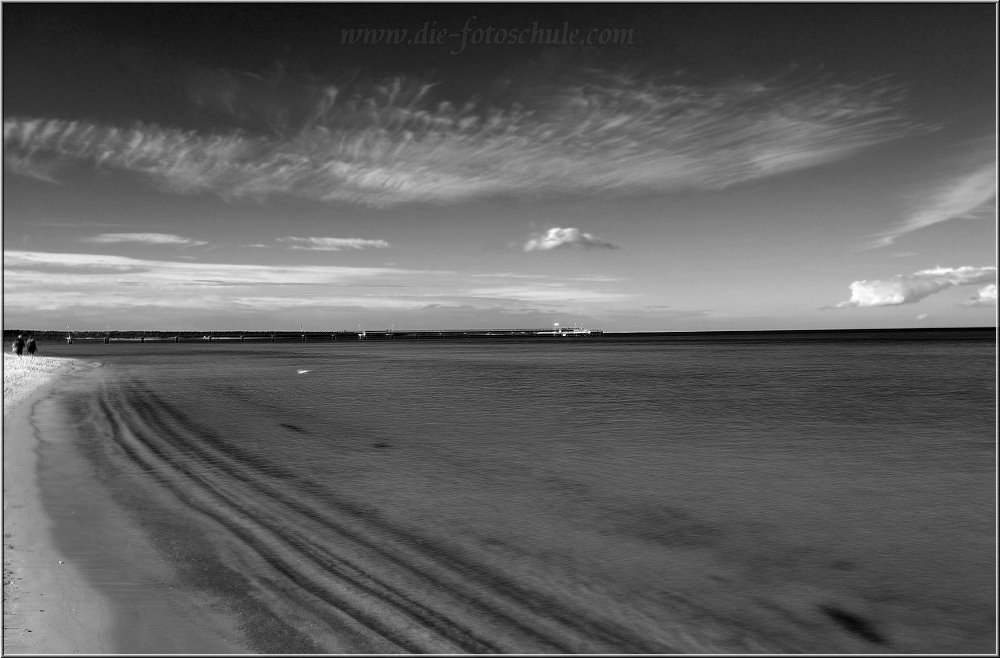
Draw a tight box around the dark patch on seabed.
[616,505,721,548]
[820,604,887,645]
[279,422,308,434]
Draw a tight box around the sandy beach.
[3,352,247,654]
[3,352,109,653]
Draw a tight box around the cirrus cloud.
[276,236,391,251]
[4,67,920,207]
[3,250,629,321]
[864,158,997,250]
[81,232,208,246]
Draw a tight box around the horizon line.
[4,326,995,336]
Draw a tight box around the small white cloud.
[837,265,997,307]
[916,313,928,320]
[277,236,390,251]
[965,283,997,307]
[81,232,207,246]
[524,227,618,252]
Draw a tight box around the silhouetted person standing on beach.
[11,335,25,357]
[26,337,37,357]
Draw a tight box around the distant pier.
[54,328,604,344]
[7,327,995,347]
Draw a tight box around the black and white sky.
[3,2,996,331]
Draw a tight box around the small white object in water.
[297,369,311,374]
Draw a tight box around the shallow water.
[36,332,997,652]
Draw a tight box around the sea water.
[32,331,997,652]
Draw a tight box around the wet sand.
[2,353,246,653]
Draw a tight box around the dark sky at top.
[4,3,993,130]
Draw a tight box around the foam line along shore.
[2,353,248,653]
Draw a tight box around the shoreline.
[3,353,113,653]
[3,353,247,653]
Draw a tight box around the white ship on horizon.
[535,323,600,336]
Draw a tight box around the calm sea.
[32,331,997,652]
